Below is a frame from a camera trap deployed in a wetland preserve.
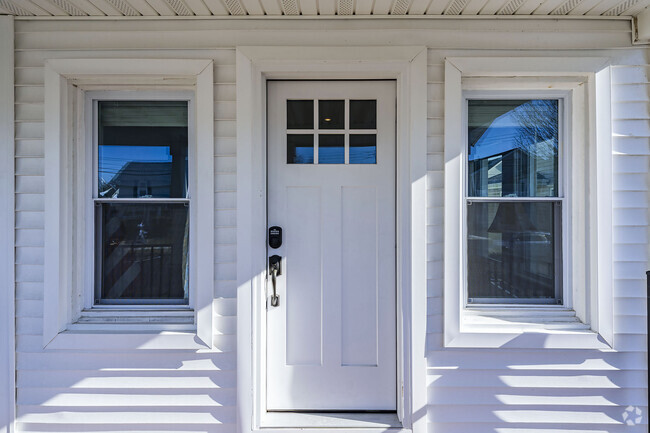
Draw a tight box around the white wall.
[1,14,15,433]
[10,17,649,433]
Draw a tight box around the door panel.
[267,80,396,411]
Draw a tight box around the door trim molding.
[0,15,15,433]
[236,46,428,433]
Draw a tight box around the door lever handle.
[269,255,282,307]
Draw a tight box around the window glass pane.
[467,201,561,302]
[349,100,376,129]
[319,134,344,164]
[287,100,314,129]
[287,134,314,164]
[97,203,189,303]
[98,101,188,199]
[350,134,377,164]
[319,100,344,129]
[468,100,559,198]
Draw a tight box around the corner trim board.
[0,14,15,433]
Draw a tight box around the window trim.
[85,91,195,307]
[43,59,214,350]
[444,57,614,349]
[462,91,568,306]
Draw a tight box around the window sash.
[464,94,566,305]
[91,96,193,306]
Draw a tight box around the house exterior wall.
[9,16,650,432]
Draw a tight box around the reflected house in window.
[100,161,174,198]
[96,100,190,303]
[468,100,558,199]
[467,99,561,303]
[98,161,189,302]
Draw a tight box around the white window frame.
[463,90,569,306]
[235,46,428,433]
[84,91,195,309]
[43,59,214,350]
[444,57,614,349]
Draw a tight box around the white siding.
[11,17,649,433]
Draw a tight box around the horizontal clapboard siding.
[14,29,238,430]
[12,17,647,433]
[425,49,649,432]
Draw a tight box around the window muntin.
[286,99,378,165]
[94,100,190,305]
[466,98,563,304]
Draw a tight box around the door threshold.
[261,411,402,429]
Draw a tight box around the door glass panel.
[319,100,344,129]
[98,101,188,199]
[350,134,377,164]
[318,134,344,164]
[350,100,376,129]
[97,202,189,303]
[287,100,314,129]
[287,134,314,164]
[468,99,559,198]
[467,201,561,302]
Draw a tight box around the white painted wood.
[42,58,214,348]
[236,45,427,432]
[634,5,650,42]
[1,0,648,15]
[0,15,15,433]
[444,56,617,349]
[8,17,650,433]
[594,65,615,347]
[266,80,396,410]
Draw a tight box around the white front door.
[266,81,396,411]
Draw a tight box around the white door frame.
[236,46,428,433]
[0,15,15,433]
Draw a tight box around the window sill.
[446,307,612,349]
[260,412,404,430]
[44,330,209,351]
[43,309,208,350]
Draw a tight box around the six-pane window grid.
[94,100,190,305]
[286,99,378,164]
[466,99,563,304]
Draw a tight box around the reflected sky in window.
[468,100,558,198]
[97,101,188,198]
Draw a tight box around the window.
[94,100,191,305]
[444,57,614,349]
[286,99,378,164]
[465,98,563,304]
[42,59,214,349]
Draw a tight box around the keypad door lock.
[269,226,282,249]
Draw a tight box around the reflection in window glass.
[349,100,376,129]
[468,100,558,198]
[98,101,188,199]
[287,100,314,129]
[319,100,344,129]
[350,134,376,164]
[287,134,314,164]
[467,201,561,302]
[97,202,189,303]
[319,134,344,164]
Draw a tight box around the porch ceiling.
[0,0,647,20]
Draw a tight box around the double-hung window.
[465,96,564,305]
[444,57,614,349]
[42,59,214,348]
[92,96,192,306]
